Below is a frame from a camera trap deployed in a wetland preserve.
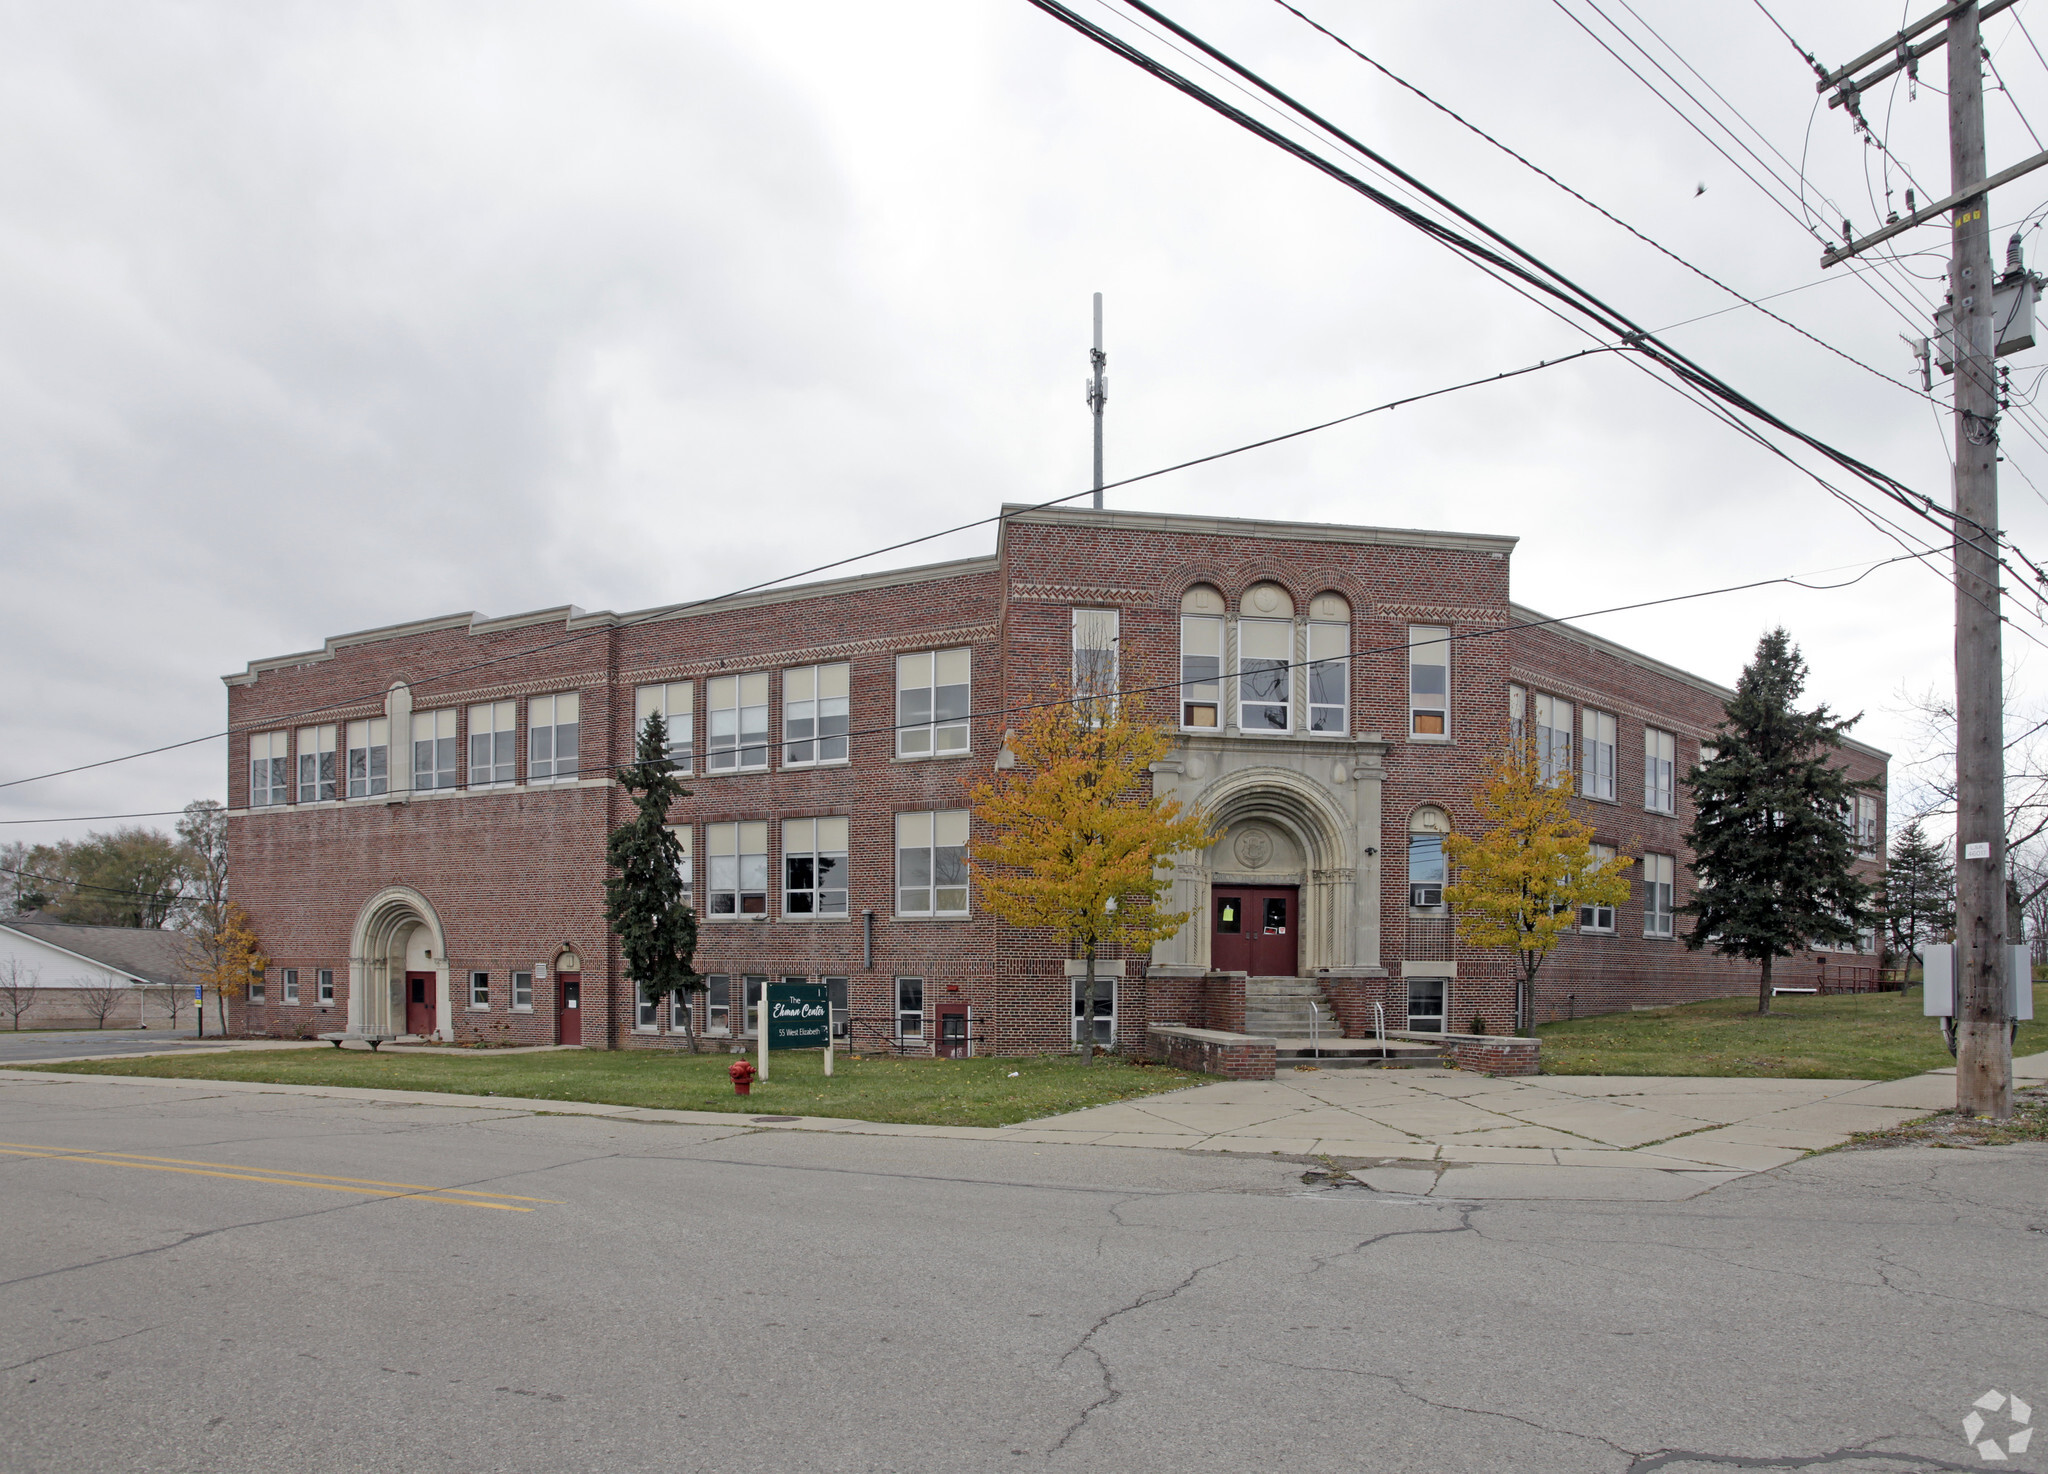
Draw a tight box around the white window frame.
[1855,795,1880,857]
[1644,727,1676,814]
[896,648,971,757]
[1533,694,1571,787]
[636,985,659,1032]
[528,693,580,782]
[468,701,517,787]
[1406,977,1447,1033]
[249,975,266,1005]
[250,732,289,807]
[896,977,925,1040]
[411,709,459,791]
[896,811,969,917]
[1578,844,1617,932]
[317,968,334,1005]
[470,970,490,1008]
[1237,617,1293,733]
[783,816,849,917]
[1509,684,1526,746]
[1582,709,1617,802]
[1307,619,1349,733]
[741,976,769,1037]
[282,968,300,1004]
[345,718,389,798]
[1643,853,1675,939]
[1407,833,1447,911]
[1408,626,1450,739]
[704,974,731,1035]
[823,976,849,1040]
[782,664,849,767]
[665,824,693,912]
[297,724,337,803]
[1179,614,1223,729]
[706,672,769,772]
[708,820,769,917]
[511,970,533,1010]
[1072,608,1120,717]
[635,682,695,773]
[1072,976,1116,1046]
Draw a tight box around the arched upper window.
[1407,807,1451,910]
[1307,592,1351,733]
[1237,584,1295,731]
[1179,586,1224,727]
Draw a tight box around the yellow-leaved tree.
[1443,738,1631,1035]
[968,692,1212,1062]
[198,901,268,1038]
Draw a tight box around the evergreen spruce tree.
[1882,819,1956,975]
[604,713,701,1051]
[1682,628,1875,1014]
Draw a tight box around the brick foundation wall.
[1146,1025,1276,1080]
[1441,1033,1540,1075]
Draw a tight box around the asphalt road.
[0,1030,202,1065]
[0,1073,2042,1474]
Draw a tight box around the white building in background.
[0,914,201,1029]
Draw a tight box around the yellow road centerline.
[0,1140,563,1203]
[0,1147,534,1211]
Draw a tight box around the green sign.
[766,983,830,1050]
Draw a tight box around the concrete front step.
[1274,1038,1444,1070]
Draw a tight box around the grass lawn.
[10,1047,1206,1128]
[1538,984,2048,1080]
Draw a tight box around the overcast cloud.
[4,0,2042,840]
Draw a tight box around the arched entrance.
[349,887,451,1040]
[1188,770,1356,975]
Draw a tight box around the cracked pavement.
[1,1074,2042,1473]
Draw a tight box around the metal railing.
[1372,1000,1386,1047]
[1307,1000,1321,1059]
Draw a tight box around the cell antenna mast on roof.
[1087,292,1107,509]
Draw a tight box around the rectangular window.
[708,821,769,916]
[706,672,769,772]
[1855,795,1880,856]
[1180,615,1223,728]
[317,968,334,1004]
[666,824,693,909]
[470,970,490,1008]
[742,976,768,1036]
[250,732,289,807]
[1578,844,1617,932]
[706,974,731,1034]
[282,968,299,1004]
[1307,620,1349,733]
[1409,626,1450,737]
[824,976,849,1040]
[1509,684,1525,745]
[782,664,849,766]
[1643,853,1675,938]
[1534,694,1571,786]
[1406,977,1447,1033]
[297,724,337,803]
[896,648,971,756]
[528,693,580,781]
[637,987,658,1031]
[411,709,459,790]
[346,718,389,798]
[896,811,969,916]
[783,816,849,916]
[249,975,266,1004]
[1073,976,1116,1046]
[635,681,694,772]
[1072,608,1119,709]
[896,977,924,1040]
[467,701,517,787]
[512,970,533,1009]
[1582,709,1617,801]
[1645,728,1676,813]
[1408,835,1446,910]
[1238,618,1292,731]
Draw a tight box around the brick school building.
[221,504,1885,1053]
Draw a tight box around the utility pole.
[1818,1,2035,1117]
[1087,292,1107,509]
[1945,3,2013,1119]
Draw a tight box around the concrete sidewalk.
[6,1048,2042,1202]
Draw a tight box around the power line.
[0,549,1948,830]
[0,346,1619,796]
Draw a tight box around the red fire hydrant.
[729,1057,758,1096]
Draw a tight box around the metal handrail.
[1308,1000,1321,1059]
[1372,1000,1386,1048]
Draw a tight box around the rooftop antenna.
[1086,292,1107,509]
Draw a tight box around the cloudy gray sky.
[5,0,2044,841]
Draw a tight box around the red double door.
[1211,887,1300,976]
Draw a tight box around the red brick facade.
[222,506,1885,1051]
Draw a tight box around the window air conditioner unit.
[1409,884,1443,908]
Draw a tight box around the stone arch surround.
[348,885,451,1039]
[1183,766,1358,974]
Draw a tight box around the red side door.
[1212,892,1251,972]
[938,1010,968,1059]
[557,972,581,1046]
[404,972,437,1036]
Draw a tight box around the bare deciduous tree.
[1895,681,2048,913]
[72,979,128,1029]
[0,956,40,1031]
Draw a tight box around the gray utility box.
[1921,943,2035,1019]
[1935,273,2040,373]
